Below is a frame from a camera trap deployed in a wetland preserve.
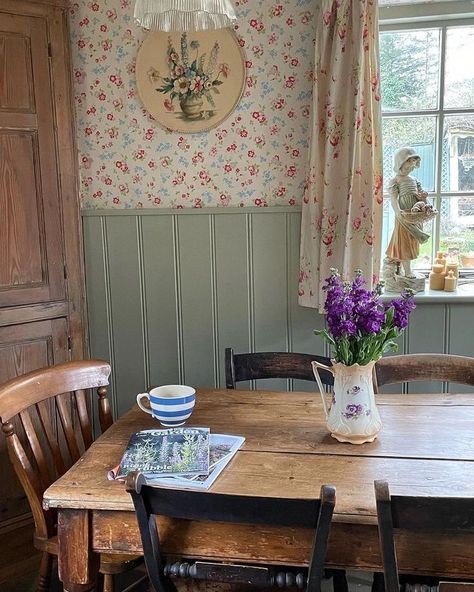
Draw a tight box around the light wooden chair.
[225,348,334,389]
[373,353,474,392]
[127,471,336,592]
[374,480,474,592]
[0,360,143,592]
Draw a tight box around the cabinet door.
[0,12,65,307]
[0,318,68,523]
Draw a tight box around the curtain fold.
[299,0,383,311]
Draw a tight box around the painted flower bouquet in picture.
[312,269,416,444]
[152,33,229,122]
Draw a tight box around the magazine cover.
[116,427,210,478]
[146,434,245,490]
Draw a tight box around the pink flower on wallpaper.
[70,0,317,208]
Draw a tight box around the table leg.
[57,509,100,592]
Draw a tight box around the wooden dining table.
[43,388,474,592]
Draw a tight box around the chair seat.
[34,534,142,574]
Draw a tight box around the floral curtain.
[299,0,383,311]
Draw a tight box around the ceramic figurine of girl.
[386,147,431,279]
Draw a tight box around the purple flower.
[343,403,364,419]
[387,289,416,329]
[316,269,416,365]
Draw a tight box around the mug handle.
[136,393,153,415]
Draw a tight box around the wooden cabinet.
[0,0,84,531]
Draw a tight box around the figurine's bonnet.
[393,147,421,173]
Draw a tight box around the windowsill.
[382,281,474,303]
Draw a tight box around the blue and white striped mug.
[136,385,196,427]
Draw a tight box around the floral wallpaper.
[69,0,317,208]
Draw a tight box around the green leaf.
[213,80,224,86]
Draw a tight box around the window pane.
[380,29,440,112]
[444,26,474,109]
[441,114,474,192]
[440,197,474,268]
[382,198,434,270]
[383,116,436,191]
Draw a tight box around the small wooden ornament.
[429,266,445,290]
[445,263,459,279]
[444,270,457,292]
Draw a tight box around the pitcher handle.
[311,361,334,420]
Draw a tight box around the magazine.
[115,427,210,479]
[145,434,245,490]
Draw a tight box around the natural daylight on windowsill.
[378,2,474,292]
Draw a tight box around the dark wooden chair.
[374,480,474,592]
[126,471,336,592]
[439,584,474,592]
[373,354,474,392]
[0,360,143,592]
[225,348,334,389]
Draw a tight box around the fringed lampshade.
[133,0,238,31]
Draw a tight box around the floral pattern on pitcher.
[347,386,361,395]
[343,404,365,420]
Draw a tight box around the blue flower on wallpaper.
[70,0,316,208]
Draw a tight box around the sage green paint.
[82,209,474,415]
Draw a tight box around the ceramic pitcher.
[312,360,382,444]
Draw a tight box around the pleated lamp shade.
[134,0,238,31]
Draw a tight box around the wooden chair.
[0,360,143,592]
[374,480,474,592]
[373,354,474,392]
[439,584,474,592]
[225,348,334,389]
[126,471,336,592]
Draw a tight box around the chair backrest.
[127,471,336,592]
[373,354,474,392]
[0,360,112,541]
[225,348,334,389]
[374,480,474,592]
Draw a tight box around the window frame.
[379,14,474,275]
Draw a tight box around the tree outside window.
[380,23,474,270]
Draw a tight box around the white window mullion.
[433,25,448,259]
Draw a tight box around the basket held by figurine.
[400,209,437,224]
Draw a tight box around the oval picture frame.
[136,28,246,134]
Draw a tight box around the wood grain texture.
[0,318,68,522]
[45,389,474,589]
[374,354,474,390]
[0,359,110,421]
[0,0,85,532]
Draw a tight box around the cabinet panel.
[0,318,68,523]
[0,30,34,111]
[0,132,44,288]
[0,12,65,307]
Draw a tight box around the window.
[379,21,474,270]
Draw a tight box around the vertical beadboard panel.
[82,210,474,403]
[82,216,115,429]
[288,211,326,392]
[447,303,474,393]
[82,217,112,368]
[141,216,180,387]
[105,216,146,417]
[177,215,215,388]
[214,213,251,388]
[406,303,446,394]
[251,212,289,391]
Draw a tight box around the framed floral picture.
[136,29,246,133]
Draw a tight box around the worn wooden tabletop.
[44,389,474,590]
